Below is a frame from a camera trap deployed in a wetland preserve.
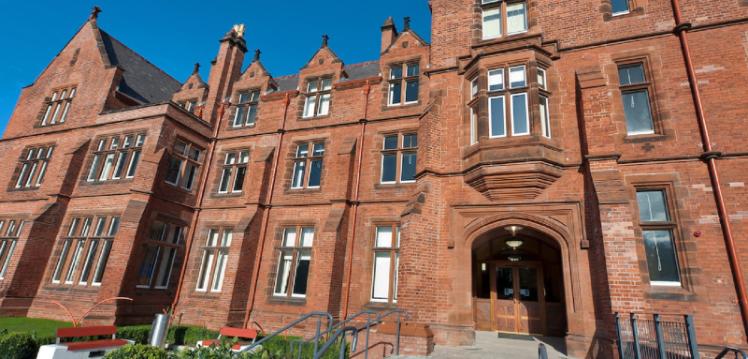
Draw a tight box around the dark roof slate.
[99,30,181,104]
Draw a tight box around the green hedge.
[0,332,38,359]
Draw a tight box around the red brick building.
[1,1,748,357]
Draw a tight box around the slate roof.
[98,30,181,104]
[274,61,380,92]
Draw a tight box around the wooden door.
[490,262,546,335]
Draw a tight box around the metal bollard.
[538,343,548,359]
[149,313,170,348]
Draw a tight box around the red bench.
[56,325,129,352]
[198,327,258,351]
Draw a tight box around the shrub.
[117,325,152,344]
[0,332,39,359]
[167,325,218,346]
[103,344,170,359]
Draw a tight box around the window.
[274,226,314,298]
[14,145,54,189]
[218,150,249,194]
[196,228,232,292]
[388,63,420,106]
[0,220,24,279]
[136,221,183,289]
[303,77,332,118]
[484,65,529,137]
[618,63,654,135]
[481,1,528,40]
[380,133,417,184]
[40,87,76,126]
[178,99,198,114]
[232,90,260,127]
[471,77,480,99]
[50,216,119,286]
[611,0,630,15]
[470,107,478,145]
[291,142,324,189]
[86,133,145,182]
[371,225,400,304]
[538,67,551,138]
[165,140,203,191]
[636,190,681,286]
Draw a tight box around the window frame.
[379,133,418,185]
[480,0,528,41]
[617,60,657,136]
[86,133,145,183]
[165,140,203,191]
[50,216,119,287]
[273,226,315,299]
[290,141,325,190]
[370,224,400,304]
[302,77,333,119]
[178,98,198,114]
[483,64,530,138]
[40,87,77,127]
[635,187,683,287]
[217,149,250,194]
[136,221,183,290]
[0,220,24,280]
[13,145,54,190]
[387,62,421,106]
[611,0,632,16]
[232,89,261,128]
[195,227,233,293]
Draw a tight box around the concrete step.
[391,331,571,359]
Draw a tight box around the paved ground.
[394,331,571,359]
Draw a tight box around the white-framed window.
[636,189,681,286]
[14,145,54,190]
[388,63,420,106]
[611,0,630,15]
[471,77,480,99]
[539,95,551,138]
[232,90,260,127]
[50,216,119,286]
[196,228,232,292]
[40,87,76,126]
[481,1,528,40]
[509,65,526,88]
[470,107,479,145]
[218,150,249,194]
[291,142,325,189]
[136,222,183,289]
[371,224,400,304]
[165,140,203,191]
[178,99,198,114]
[303,77,332,118]
[488,69,505,91]
[86,134,145,182]
[618,63,655,135]
[380,133,417,184]
[510,93,529,136]
[274,226,314,298]
[488,96,506,138]
[0,220,24,280]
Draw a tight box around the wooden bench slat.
[219,327,258,340]
[57,325,117,338]
[64,339,129,351]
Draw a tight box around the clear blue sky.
[0,0,431,133]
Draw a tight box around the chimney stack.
[380,17,398,53]
[203,24,247,126]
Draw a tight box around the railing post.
[630,313,642,359]
[314,316,321,357]
[685,315,700,359]
[395,312,402,355]
[615,313,626,359]
[339,331,347,359]
[654,314,667,359]
[364,313,371,359]
[538,343,549,359]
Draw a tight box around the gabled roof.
[273,60,380,92]
[98,29,181,104]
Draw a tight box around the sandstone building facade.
[1,1,748,357]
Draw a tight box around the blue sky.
[0,0,431,133]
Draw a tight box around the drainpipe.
[243,92,291,328]
[670,0,748,339]
[172,100,230,311]
[341,81,372,319]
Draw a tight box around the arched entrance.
[472,225,567,337]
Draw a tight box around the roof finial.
[403,17,411,31]
[322,34,329,48]
[192,63,200,75]
[253,49,261,62]
[383,16,395,28]
[90,6,102,20]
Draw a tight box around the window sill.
[384,102,421,111]
[7,187,42,192]
[213,192,244,198]
[227,124,258,131]
[374,182,417,190]
[645,285,695,302]
[603,7,644,21]
[286,187,323,194]
[82,178,136,186]
[267,296,307,306]
[473,31,537,50]
[299,114,331,121]
[623,132,667,143]
[364,302,398,311]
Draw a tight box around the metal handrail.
[239,311,334,355]
[716,347,748,359]
[326,308,408,359]
[314,326,359,359]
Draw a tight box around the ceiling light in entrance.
[505,239,524,249]
[505,225,523,237]
[508,255,521,262]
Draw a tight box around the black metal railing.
[615,313,698,359]
[715,347,748,359]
